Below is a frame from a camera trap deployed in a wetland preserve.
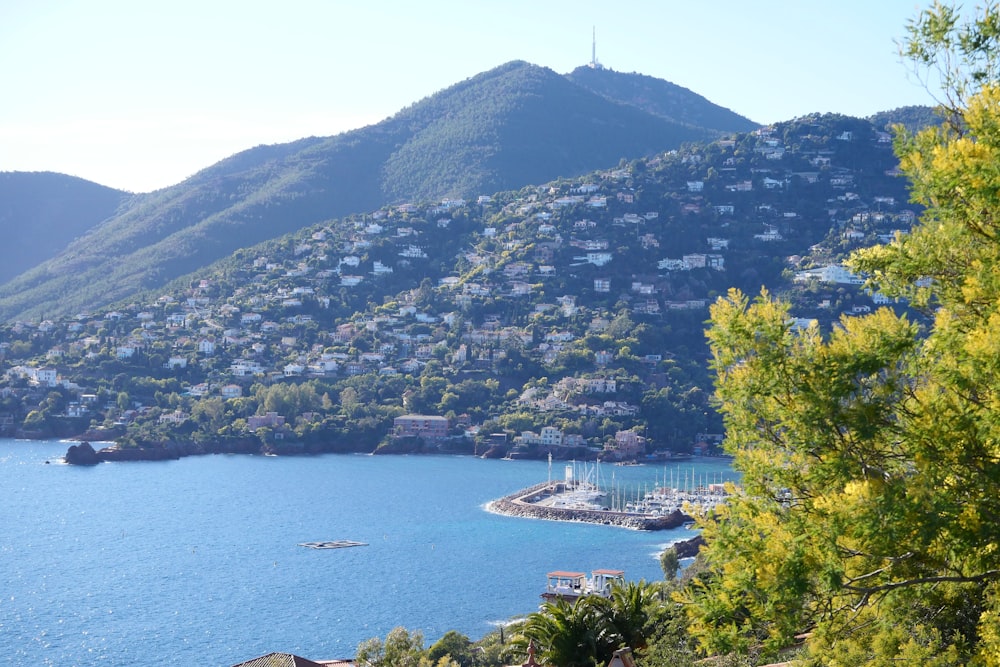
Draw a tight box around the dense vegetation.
[868,104,945,134]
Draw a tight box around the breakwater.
[486,482,693,531]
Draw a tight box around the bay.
[0,439,732,666]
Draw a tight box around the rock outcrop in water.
[63,438,264,464]
[64,442,101,465]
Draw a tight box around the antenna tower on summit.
[590,27,603,69]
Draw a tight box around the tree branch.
[844,569,1000,597]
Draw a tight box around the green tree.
[427,630,474,667]
[684,5,1000,663]
[660,548,680,581]
[602,580,656,653]
[191,397,226,433]
[521,598,610,667]
[356,627,426,667]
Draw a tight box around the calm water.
[0,439,733,666]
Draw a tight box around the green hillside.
[0,113,920,456]
[0,62,734,323]
[566,65,758,132]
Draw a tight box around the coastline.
[486,481,693,531]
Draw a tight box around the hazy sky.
[2,0,943,193]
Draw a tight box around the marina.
[488,459,736,530]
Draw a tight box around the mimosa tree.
[684,3,1000,664]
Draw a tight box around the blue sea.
[0,439,733,666]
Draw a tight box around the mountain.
[0,172,128,284]
[0,61,753,323]
[565,65,758,132]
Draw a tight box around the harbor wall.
[486,482,693,531]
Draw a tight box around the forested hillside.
[0,62,743,323]
[566,65,758,132]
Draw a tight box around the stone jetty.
[486,482,693,531]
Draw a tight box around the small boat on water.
[541,568,625,602]
[298,540,368,549]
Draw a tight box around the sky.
[1,0,945,193]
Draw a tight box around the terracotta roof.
[230,652,339,667]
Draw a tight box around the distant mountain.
[0,172,127,284]
[0,61,751,322]
[566,65,758,133]
[379,61,719,201]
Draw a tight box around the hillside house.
[158,409,189,425]
[603,430,647,461]
[221,384,243,398]
[515,426,565,448]
[794,264,864,285]
[393,414,449,440]
[248,412,285,430]
[165,356,187,370]
[510,282,533,296]
[595,350,614,365]
[582,252,612,266]
[15,367,59,387]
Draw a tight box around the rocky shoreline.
[63,439,262,465]
[486,482,694,531]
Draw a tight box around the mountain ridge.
[566,65,758,132]
[0,172,129,284]
[0,60,757,322]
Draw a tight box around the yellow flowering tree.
[684,3,1000,664]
